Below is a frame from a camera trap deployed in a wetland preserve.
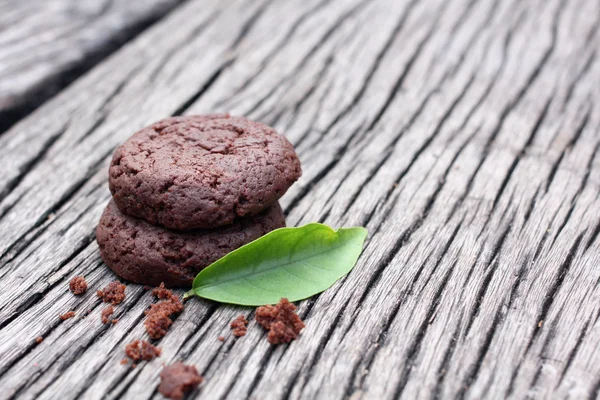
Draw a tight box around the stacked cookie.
[96,115,301,287]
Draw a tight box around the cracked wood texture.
[0,0,599,398]
[0,0,183,132]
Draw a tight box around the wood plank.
[0,0,599,398]
[0,0,183,132]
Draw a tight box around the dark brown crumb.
[144,283,184,340]
[59,311,76,321]
[69,276,88,295]
[158,362,203,400]
[97,281,126,305]
[35,336,43,344]
[144,302,183,339]
[101,306,115,324]
[230,315,248,337]
[124,340,161,363]
[218,336,225,341]
[152,282,173,300]
[255,298,305,344]
[143,285,152,291]
[145,312,173,340]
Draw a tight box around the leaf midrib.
[195,236,355,291]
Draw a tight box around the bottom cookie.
[96,200,286,287]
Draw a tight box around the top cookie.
[109,114,301,230]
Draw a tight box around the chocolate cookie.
[108,114,301,230]
[96,200,286,287]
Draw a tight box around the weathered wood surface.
[0,0,182,132]
[0,0,599,398]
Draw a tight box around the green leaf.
[185,223,368,306]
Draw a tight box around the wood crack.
[391,258,459,398]
[0,123,67,203]
[240,0,371,117]
[491,96,552,210]
[524,233,585,354]
[172,59,235,116]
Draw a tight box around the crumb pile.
[230,315,248,337]
[144,283,184,340]
[256,298,305,344]
[158,362,203,400]
[69,276,87,295]
[124,340,161,364]
[60,275,126,327]
[101,306,115,324]
[153,283,176,300]
[59,311,76,321]
[97,281,126,305]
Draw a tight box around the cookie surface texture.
[108,114,301,230]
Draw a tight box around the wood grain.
[0,0,599,398]
[0,0,183,132]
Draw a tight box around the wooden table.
[1,0,599,398]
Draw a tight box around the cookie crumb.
[256,298,305,344]
[120,358,129,365]
[152,282,173,300]
[144,283,183,340]
[101,306,115,324]
[125,340,161,363]
[230,315,248,337]
[112,319,119,324]
[97,281,126,305]
[59,311,76,321]
[35,336,43,344]
[69,276,88,295]
[158,362,203,400]
[218,336,225,341]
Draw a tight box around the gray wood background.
[0,0,599,398]
[0,0,183,132]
